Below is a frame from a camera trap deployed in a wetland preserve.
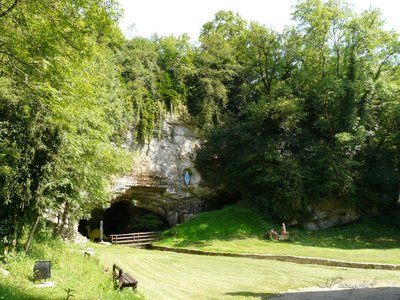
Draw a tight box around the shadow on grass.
[0,283,50,300]
[225,291,276,299]
[292,221,400,250]
[226,287,400,300]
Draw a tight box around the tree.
[0,0,130,246]
[195,2,400,222]
[186,11,247,129]
[155,34,194,114]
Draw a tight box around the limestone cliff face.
[111,116,215,225]
[303,200,360,230]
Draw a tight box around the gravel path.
[271,286,400,300]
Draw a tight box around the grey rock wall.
[303,200,360,230]
[111,116,215,225]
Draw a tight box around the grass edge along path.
[151,245,400,270]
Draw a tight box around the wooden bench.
[112,264,138,290]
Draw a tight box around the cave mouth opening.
[203,190,242,211]
[78,200,168,240]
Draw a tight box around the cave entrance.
[78,200,168,240]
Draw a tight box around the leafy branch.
[0,0,20,18]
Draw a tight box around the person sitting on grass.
[269,229,278,240]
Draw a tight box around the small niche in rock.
[78,200,168,241]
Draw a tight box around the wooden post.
[100,220,103,242]
[24,214,40,253]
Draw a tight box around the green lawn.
[95,244,400,300]
[156,204,400,264]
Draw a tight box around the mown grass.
[156,204,400,264]
[95,244,400,300]
[0,240,142,300]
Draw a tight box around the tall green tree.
[0,0,130,245]
[155,34,194,114]
[186,11,247,129]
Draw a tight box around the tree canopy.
[194,0,400,221]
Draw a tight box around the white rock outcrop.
[111,116,215,225]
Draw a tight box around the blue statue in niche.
[183,169,191,186]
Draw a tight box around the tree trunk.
[58,201,69,237]
[397,185,400,205]
[24,214,40,253]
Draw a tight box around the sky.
[118,0,400,41]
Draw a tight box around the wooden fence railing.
[110,231,160,246]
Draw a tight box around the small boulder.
[0,268,10,277]
[84,248,95,257]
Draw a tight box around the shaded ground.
[270,286,400,300]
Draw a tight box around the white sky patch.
[118,0,400,41]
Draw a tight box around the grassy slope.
[156,204,400,264]
[95,244,400,300]
[0,241,141,300]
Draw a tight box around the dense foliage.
[194,1,400,222]
[0,0,131,247]
[0,0,399,249]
